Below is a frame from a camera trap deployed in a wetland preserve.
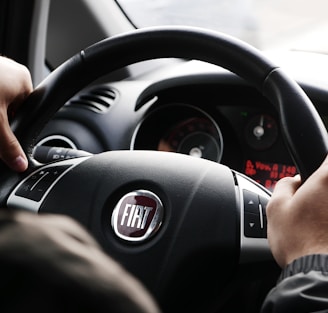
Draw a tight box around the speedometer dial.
[158,117,222,162]
[131,104,224,163]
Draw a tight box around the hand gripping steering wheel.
[1,27,328,313]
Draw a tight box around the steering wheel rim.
[9,26,328,179]
[2,26,328,312]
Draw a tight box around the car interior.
[1,0,328,312]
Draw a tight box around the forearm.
[261,254,328,312]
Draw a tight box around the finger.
[37,213,101,248]
[267,175,301,215]
[0,109,27,172]
[272,174,301,199]
[9,67,33,112]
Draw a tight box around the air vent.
[68,86,117,113]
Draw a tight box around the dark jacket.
[261,254,328,312]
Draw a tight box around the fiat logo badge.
[111,190,164,242]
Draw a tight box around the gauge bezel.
[131,103,224,163]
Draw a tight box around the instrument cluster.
[131,101,297,191]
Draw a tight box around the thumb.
[0,110,28,172]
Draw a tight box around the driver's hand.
[267,154,328,268]
[0,56,33,172]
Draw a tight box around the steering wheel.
[1,26,328,313]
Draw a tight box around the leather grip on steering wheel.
[10,26,328,181]
[263,68,328,180]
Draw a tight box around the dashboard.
[36,57,328,192]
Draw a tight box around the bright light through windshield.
[116,0,328,53]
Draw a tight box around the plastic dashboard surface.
[37,58,328,191]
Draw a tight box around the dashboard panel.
[37,59,328,192]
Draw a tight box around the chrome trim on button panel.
[234,171,273,263]
[7,157,90,213]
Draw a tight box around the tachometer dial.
[245,114,278,150]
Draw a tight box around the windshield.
[116,0,328,53]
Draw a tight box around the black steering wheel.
[1,26,328,313]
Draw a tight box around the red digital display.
[244,159,297,191]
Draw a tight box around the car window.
[116,0,328,53]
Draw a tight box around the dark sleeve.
[261,254,328,313]
[0,211,161,313]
